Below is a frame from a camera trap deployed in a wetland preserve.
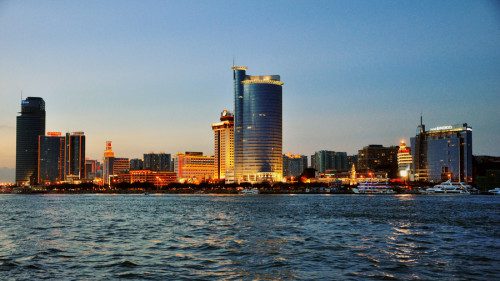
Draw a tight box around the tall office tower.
[233,66,283,183]
[130,158,144,170]
[16,97,46,185]
[212,110,234,180]
[103,141,115,184]
[38,132,65,184]
[65,132,86,180]
[283,153,308,178]
[411,123,472,182]
[144,153,171,172]
[357,144,398,177]
[397,140,412,178]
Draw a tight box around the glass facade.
[411,123,472,182]
[38,134,65,184]
[233,66,283,182]
[65,132,86,180]
[16,97,46,185]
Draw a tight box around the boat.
[488,188,500,195]
[239,188,259,194]
[423,180,471,195]
[352,182,396,194]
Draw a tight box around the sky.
[0,0,499,182]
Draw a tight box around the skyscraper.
[411,123,472,182]
[212,110,234,181]
[65,132,86,181]
[233,66,283,183]
[16,97,46,185]
[103,141,115,184]
[38,132,65,184]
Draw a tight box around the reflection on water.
[0,194,498,280]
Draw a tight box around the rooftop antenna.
[420,110,425,134]
[232,56,235,67]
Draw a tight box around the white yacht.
[352,182,396,194]
[423,180,471,195]
[239,188,259,195]
[488,188,500,195]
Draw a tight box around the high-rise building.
[130,158,144,170]
[143,153,171,172]
[283,153,308,178]
[113,158,130,174]
[357,145,398,177]
[65,132,86,181]
[85,159,98,180]
[411,122,472,182]
[311,150,348,173]
[397,140,412,178]
[38,132,65,184]
[174,152,214,184]
[103,141,115,184]
[16,97,46,185]
[347,155,358,170]
[212,110,234,181]
[233,66,283,183]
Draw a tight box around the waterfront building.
[347,155,358,170]
[130,158,144,170]
[212,110,234,181]
[144,152,171,172]
[116,170,177,187]
[174,152,214,183]
[103,141,115,184]
[411,122,472,182]
[357,144,398,177]
[311,150,347,173]
[16,97,46,185]
[283,153,308,178]
[233,66,283,183]
[65,132,86,181]
[397,140,413,179]
[113,158,130,174]
[38,132,65,184]
[85,159,98,180]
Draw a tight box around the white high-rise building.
[212,110,234,182]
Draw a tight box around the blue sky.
[0,0,499,180]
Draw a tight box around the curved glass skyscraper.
[16,97,46,185]
[233,66,283,183]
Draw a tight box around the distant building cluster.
[15,66,479,187]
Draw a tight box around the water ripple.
[0,194,498,280]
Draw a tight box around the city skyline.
[1,1,499,182]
